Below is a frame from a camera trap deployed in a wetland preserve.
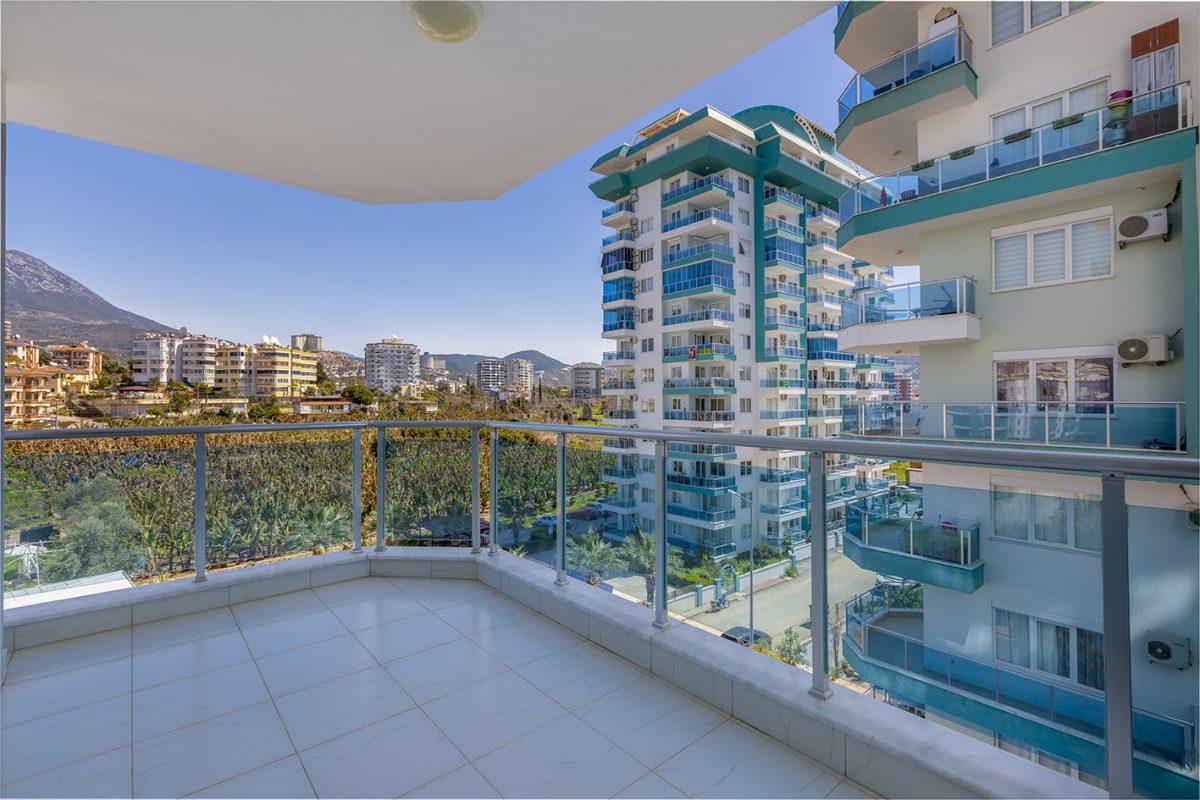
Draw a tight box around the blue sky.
[6,7,914,364]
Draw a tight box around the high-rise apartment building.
[251,344,319,399]
[591,104,894,558]
[131,328,221,386]
[475,357,534,399]
[571,362,603,400]
[364,337,420,392]
[290,333,323,352]
[831,3,1197,795]
[47,343,103,382]
[214,344,255,396]
[133,331,316,398]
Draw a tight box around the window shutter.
[1071,219,1112,278]
[991,1,1024,45]
[993,235,1028,289]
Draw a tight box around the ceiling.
[2,1,832,204]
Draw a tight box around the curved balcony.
[661,175,734,209]
[663,343,735,363]
[601,201,636,228]
[838,276,980,356]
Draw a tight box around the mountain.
[432,350,569,377]
[4,250,175,356]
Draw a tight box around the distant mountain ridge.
[4,250,176,356]
[433,350,570,376]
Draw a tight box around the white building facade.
[475,357,534,399]
[591,105,895,560]
[364,337,420,392]
[832,3,1198,796]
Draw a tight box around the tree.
[566,531,620,585]
[315,361,329,384]
[343,383,375,406]
[167,389,192,415]
[773,627,809,667]
[618,531,682,604]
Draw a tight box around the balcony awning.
[1,1,831,204]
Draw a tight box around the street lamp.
[724,484,758,647]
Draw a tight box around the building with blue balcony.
[832,3,1198,796]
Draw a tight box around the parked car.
[535,513,557,528]
[722,626,772,648]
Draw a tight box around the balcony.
[834,2,923,73]
[600,200,636,228]
[666,473,737,492]
[663,343,735,362]
[846,400,1187,453]
[662,242,735,269]
[762,218,806,241]
[1,420,1192,800]
[839,276,980,356]
[601,258,638,277]
[662,267,735,301]
[759,378,806,391]
[663,378,737,394]
[806,291,842,310]
[806,263,856,287]
[762,187,806,212]
[760,409,807,420]
[763,313,805,332]
[846,588,1198,797]
[602,350,636,364]
[660,175,734,209]
[602,379,635,393]
[764,279,804,300]
[602,466,638,482]
[666,442,737,461]
[662,410,735,424]
[835,26,976,173]
[843,496,983,593]
[807,345,855,364]
[661,309,734,331]
[601,229,636,250]
[759,468,806,485]
[603,408,635,420]
[662,208,733,236]
[763,346,806,361]
[838,82,1196,264]
[601,319,636,338]
[602,437,636,449]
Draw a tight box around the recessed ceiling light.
[406,0,482,44]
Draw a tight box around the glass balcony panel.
[949,654,997,700]
[208,430,354,565]
[494,433,557,566]
[940,147,988,191]
[382,432,471,547]
[997,671,1053,719]
[3,435,196,604]
[564,437,632,595]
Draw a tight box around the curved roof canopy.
[2,1,831,204]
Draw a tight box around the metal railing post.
[1175,403,1183,451]
[1045,404,1051,444]
[1105,404,1113,449]
[375,426,386,552]
[555,431,568,586]
[351,428,362,552]
[990,403,997,442]
[809,451,833,699]
[489,428,499,556]
[193,433,207,582]
[653,440,669,628]
[1101,471,1134,799]
[470,427,481,553]
[941,404,948,439]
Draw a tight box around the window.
[739,398,752,413]
[641,398,655,412]
[991,484,1102,552]
[994,608,1105,689]
[639,277,654,292]
[739,366,751,381]
[991,1,1091,46]
[639,246,655,263]
[992,212,1112,290]
[740,524,752,540]
[641,368,654,383]
[664,143,675,153]
[993,354,1112,405]
[641,457,655,473]
[738,303,751,319]
[640,338,655,353]
[641,488,654,503]
[738,208,751,225]
[991,80,1108,141]
[640,515,654,532]
[737,176,750,193]
[739,271,751,287]
[639,307,654,323]
[740,460,752,476]
[740,335,751,350]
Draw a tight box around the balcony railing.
[602,230,636,247]
[663,242,735,267]
[765,279,804,297]
[602,467,638,480]
[666,473,736,490]
[807,291,843,305]
[602,350,636,362]
[663,410,735,423]
[601,320,635,333]
[661,175,733,205]
[759,468,806,484]
[604,409,635,420]
[662,309,734,326]
[764,346,805,359]
[602,288,636,304]
[846,587,1197,775]
[3,418,1194,800]
[602,380,635,390]
[808,348,856,363]
[839,81,1194,223]
[763,218,806,238]
[663,208,733,233]
[854,277,889,292]
[807,264,855,283]
[846,401,1187,452]
[764,314,804,329]
[807,322,842,333]
[837,25,973,122]
[601,201,635,219]
[663,343,735,359]
[841,276,976,327]
[763,249,806,268]
[663,378,736,391]
[662,270,735,298]
[760,409,807,420]
[666,442,737,458]
[846,502,980,567]
[601,259,637,276]
[763,187,804,207]
[759,378,805,389]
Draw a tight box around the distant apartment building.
[290,333,323,352]
[47,342,104,383]
[130,333,176,384]
[419,352,445,372]
[476,357,534,399]
[252,344,319,399]
[570,362,602,400]
[591,104,894,558]
[131,328,221,386]
[4,338,40,369]
[364,337,420,392]
[3,365,65,427]
[214,344,255,396]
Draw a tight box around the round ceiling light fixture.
[405,1,482,44]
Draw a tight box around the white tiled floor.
[0,577,876,799]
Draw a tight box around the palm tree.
[618,531,682,604]
[566,531,620,585]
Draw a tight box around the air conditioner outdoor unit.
[1187,504,1199,531]
[1144,632,1192,669]
[1116,208,1169,248]
[1115,334,1172,366]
